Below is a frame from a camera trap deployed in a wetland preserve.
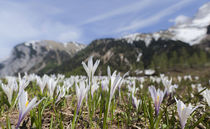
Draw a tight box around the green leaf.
[189,113,206,129]
[154,110,163,129]
[49,116,54,129]
[6,115,11,129]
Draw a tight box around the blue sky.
[0,0,209,60]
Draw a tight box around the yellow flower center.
[25,101,29,107]
[157,95,160,102]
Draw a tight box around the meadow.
[0,57,209,129]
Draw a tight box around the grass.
[0,73,209,129]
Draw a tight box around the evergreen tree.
[199,51,207,66]
[169,51,178,68]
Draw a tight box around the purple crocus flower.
[76,81,88,114]
[161,76,177,97]
[132,95,141,110]
[82,56,100,80]
[149,86,164,116]
[175,98,201,129]
[16,90,44,129]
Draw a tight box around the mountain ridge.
[0,40,86,77]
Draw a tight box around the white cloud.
[0,1,82,42]
[57,31,82,42]
[81,0,155,25]
[169,15,192,25]
[116,0,196,33]
[0,1,83,60]
[0,46,11,62]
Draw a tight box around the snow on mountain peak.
[168,2,210,45]
[25,40,39,46]
[120,31,173,46]
[24,40,40,50]
[120,33,154,46]
[120,2,210,46]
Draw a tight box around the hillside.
[0,40,85,77]
[49,37,210,76]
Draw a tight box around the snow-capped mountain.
[1,3,210,77]
[120,2,210,46]
[0,40,86,77]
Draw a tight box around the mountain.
[50,2,210,76]
[1,3,210,77]
[0,40,85,77]
[51,37,210,76]
[119,2,210,46]
[196,24,210,52]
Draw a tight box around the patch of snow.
[144,35,152,46]
[72,41,79,47]
[192,13,210,27]
[152,33,161,41]
[122,33,141,44]
[121,33,154,46]
[24,40,40,50]
[169,2,210,45]
[144,69,155,75]
[135,69,143,75]
[136,53,142,62]
[171,27,207,45]
[63,42,68,47]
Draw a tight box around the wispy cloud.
[115,0,196,33]
[0,1,83,60]
[0,1,83,42]
[169,15,192,25]
[81,0,155,25]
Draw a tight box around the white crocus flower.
[128,80,139,95]
[161,76,177,97]
[36,75,48,94]
[46,77,58,99]
[101,79,109,92]
[107,66,111,79]
[12,75,30,107]
[140,84,143,89]
[107,71,123,114]
[63,79,74,93]
[197,84,204,92]
[55,86,66,103]
[1,78,18,105]
[132,95,141,110]
[76,81,89,114]
[194,76,199,80]
[191,84,196,89]
[149,86,164,116]
[82,56,100,80]
[177,76,182,82]
[202,89,210,106]
[109,71,123,102]
[175,98,201,129]
[91,79,99,97]
[16,90,44,129]
[18,74,30,94]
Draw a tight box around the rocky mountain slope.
[0,40,85,77]
[50,2,210,76]
[51,37,210,76]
